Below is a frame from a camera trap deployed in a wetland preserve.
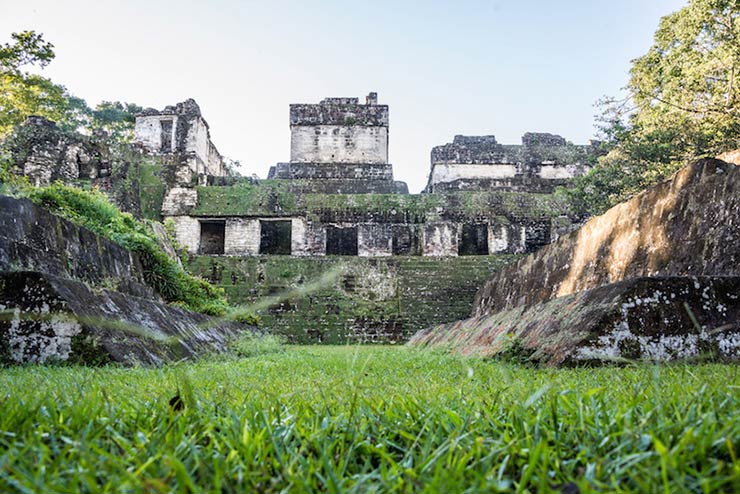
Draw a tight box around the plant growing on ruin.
[28,182,229,315]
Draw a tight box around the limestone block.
[224,219,260,255]
[422,222,459,257]
[488,225,509,254]
[169,215,200,254]
[291,218,308,256]
[358,224,393,257]
[161,188,197,216]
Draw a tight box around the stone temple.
[0,92,603,345]
[151,93,598,259]
[4,91,738,353]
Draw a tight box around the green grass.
[1,346,739,493]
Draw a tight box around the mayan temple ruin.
[1,92,738,356]
[153,93,598,259]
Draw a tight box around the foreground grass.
[0,346,739,493]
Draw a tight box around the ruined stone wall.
[409,159,740,365]
[135,99,226,180]
[290,126,389,164]
[0,271,247,365]
[0,196,151,298]
[163,182,579,257]
[187,255,514,344]
[284,93,393,189]
[472,158,740,317]
[427,133,598,192]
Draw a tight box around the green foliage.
[26,183,228,315]
[0,346,739,492]
[0,31,55,73]
[90,101,144,141]
[229,332,286,358]
[0,31,93,136]
[230,310,262,326]
[0,32,140,140]
[570,0,740,215]
[194,181,573,221]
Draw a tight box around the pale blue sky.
[2,0,686,191]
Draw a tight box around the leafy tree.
[0,31,55,73]
[570,0,740,214]
[0,31,91,136]
[90,101,144,141]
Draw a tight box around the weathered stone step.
[0,271,252,366]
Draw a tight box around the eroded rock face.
[473,159,739,317]
[0,272,249,366]
[0,196,152,298]
[409,277,740,365]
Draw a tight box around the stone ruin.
[162,93,592,259]
[134,98,228,185]
[426,133,599,193]
[267,92,407,194]
[410,158,740,364]
[0,196,247,365]
[2,92,739,355]
[5,116,111,187]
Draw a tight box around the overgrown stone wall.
[135,99,226,179]
[5,116,171,220]
[0,271,247,365]
[186,255,515,343]
[409,159,740,364]
[0,196,151,298]
[165,181,580,257]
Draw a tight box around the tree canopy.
[0,31,140,139]
[568,0,740,214]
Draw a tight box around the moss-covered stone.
[192,181,576,223]
[186,255,517,343]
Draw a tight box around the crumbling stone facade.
[135,99,227,184]
[426,133,599,193]
[268,93,407,194]
[6,117,110,187]
[165,95,585,259]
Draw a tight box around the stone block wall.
[186,255,515,343]
[167,213,561,258]
[472,158,740,317]
[135,99,226,179]
[426,133,599,192]
[289,126,389,165]
[0,196,151,298]
[224,219,260,255]
[277,93,399,193]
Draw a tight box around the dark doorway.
[160,119,173,152]
[459,223,489,255]
[392,225,421,255]
[260,220,292,255]
[200,220,225,255]
[326,226,358,256]
[524,223,551,252]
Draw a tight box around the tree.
[0,31,91,136]
[570,0,740,214]
[91,101,144,141]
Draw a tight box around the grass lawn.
[1,345,739,493]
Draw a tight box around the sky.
[2,0,687,192]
